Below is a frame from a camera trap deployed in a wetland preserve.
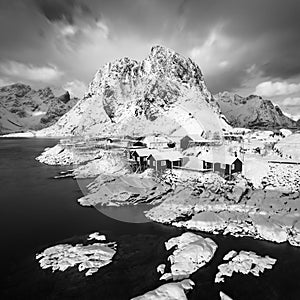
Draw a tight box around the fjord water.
[1,139,300,299]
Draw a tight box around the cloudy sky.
[0,0,299,119]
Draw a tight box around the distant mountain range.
[0,83,78,134]
[214,91,298,129]
[1,48,299,136]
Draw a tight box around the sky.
[0,0,299,120]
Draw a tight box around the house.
[200,154,243,177]
[180,134,221,150]
[147,151,183,171]
[131,149,160,170]
[142,135,170,149]
[180,134,204,150]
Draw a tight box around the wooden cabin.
[180,134,221,150]
[202,155,243,177]
[147,151,183,172]
[142,135,170,149]
[131,149,159,170]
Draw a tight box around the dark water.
[0,139,300,300]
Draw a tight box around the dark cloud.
[0,0,299,99]
[33,0,93,24]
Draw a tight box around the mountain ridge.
[0,83,79,134]
[214,91,297,129]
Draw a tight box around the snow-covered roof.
[198,154,243,165]
[149,151,183,161]
[142,135,170,144]
[184,134,206,142]
[133,148,159,157]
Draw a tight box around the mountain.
[214,91,297,129]
[0,83,78,134]
[37,45,229,138]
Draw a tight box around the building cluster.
[123,134,243,178]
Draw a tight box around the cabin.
[142,135,170,149]
[147,154,168,172]
[201,155,243,177]
[131,149,159,170]
[180,134,221,150]
[147,151,183,172]
[123,144,146,159]
[180,134,204,150]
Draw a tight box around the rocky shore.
[145,170,300,247]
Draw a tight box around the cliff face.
[37,45,229,137]
[214,92,297,129]
[0,83,78,134]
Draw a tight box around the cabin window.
[232,164,235,170]
[220,163,226,169]
[153,161,156,167]
[161,161,166,166]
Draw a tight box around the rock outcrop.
[158,232,217,281]
[215,250,276,283]
[131,279,195,300]
[36,232,117,277]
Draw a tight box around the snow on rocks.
[36,144,73,166]
[157,264,166,274]
[78,173,170,207]
[36,233,117,276]
[158,232,217,280]
[262,163,300,193]
[36,141,105,166]
[274,133,300,161]
[87,232,106,241]
[251,215,288,243]
[73,154,130,179]
[145,173,300,247]
[220,291,233,300]
[131,279,195,300]
[215,250,276,283]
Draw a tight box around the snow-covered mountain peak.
[37,45,229,137]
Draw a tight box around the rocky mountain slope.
[37,45,229,137]
[0,83,78,134]
[214,91,297,129]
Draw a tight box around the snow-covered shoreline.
[145,170,300,247]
